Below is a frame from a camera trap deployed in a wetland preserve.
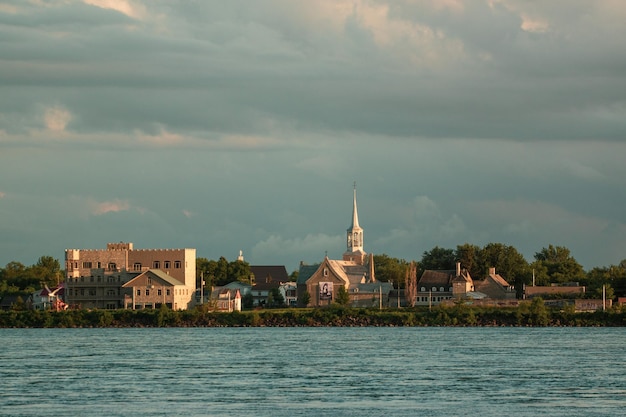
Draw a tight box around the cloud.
[0,191,5,198]
[87,198,131,215]
[44,106,72,132]
[252,233,343,265]
[182,210,194,219]
[82,0,147,20]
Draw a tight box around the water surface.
[1,327,624,416]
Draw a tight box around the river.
[1,327,624,416]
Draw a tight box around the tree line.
[374,243,626,300]
[2,243,626,301]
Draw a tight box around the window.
[108,263,116,271]
[82,262,92,268]
[137,289,141,296]
[146,289,150,296]
[440,287,444,292]
[323,268,328,277]
[133,263,142,271]
[174,261,181,269]
[164,261,171,269]
[166,289,170,296]
[158,289,162,296]
[153,261,160,269]
[421,287,426,292]
[432,287,437,292]
[97,262,101,269]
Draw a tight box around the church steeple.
[343,182,366,264]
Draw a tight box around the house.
[417,264,520,306]
[65,242,196,309]
[251,281,280,307]
[250,265,289,285]
[122,269,192,310]
[474,268,516,300]
[215,288,242,312]
[208,281,251,309]
[297,185,393,307]
[0,294,24,311]
[279,282,298,306]
[416,263,477,306]
[31,284,67,311]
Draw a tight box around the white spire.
[344,182,365,264]
[351,181,360,229]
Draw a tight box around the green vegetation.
[1,303,624,328]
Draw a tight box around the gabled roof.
[250,265,289,284]
[418,270,456,287]
[297,264,321,285]
[122,269,184,287]
[327,260,369,285]
[488,272,511,288]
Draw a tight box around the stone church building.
[297,186,393,307]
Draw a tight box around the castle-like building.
[65,242,196,310]
[297,185,393,307]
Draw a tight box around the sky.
[1,0,625,274]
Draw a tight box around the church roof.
[297,264,320,285]
[327,260,370,285]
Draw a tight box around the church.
[297,185,393,307]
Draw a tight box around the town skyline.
[1,1,625,273]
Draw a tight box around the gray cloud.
[1,0,625,272]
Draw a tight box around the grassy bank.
[1,304,625,328]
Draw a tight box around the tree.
[405,261,417,307]
[196,256,251,287]
[374,254,409,285]
[299,290,311,307]
[242,292,254,309]
[420,246,455,273]
[533,245,585,284]
[455,243,481,278]
[229,260,251,284]
[335,285,350,306]
[269,288,285,308]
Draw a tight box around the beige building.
[65,242,196,309]
[122,269,193,310]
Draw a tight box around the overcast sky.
[1,0,625,273]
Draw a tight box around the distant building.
[122,269,192,310]
[65,242,196,309]
[474,268,516,300]
[417,264,515,306]
[524,283,586,299]
[298,185,392,307]
[31,284,67,311]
